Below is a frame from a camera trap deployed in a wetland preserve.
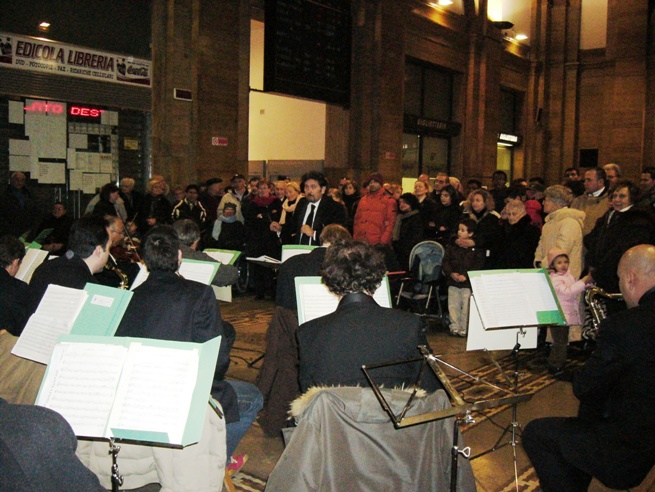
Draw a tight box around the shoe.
[457,331,467,338]
[226,453,248,476]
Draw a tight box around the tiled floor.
[220,294,653,492]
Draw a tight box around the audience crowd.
[2,162,655,488]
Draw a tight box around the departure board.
[264,0,351,106]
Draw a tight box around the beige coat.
[534,206,586,279]
[571,192,610,236]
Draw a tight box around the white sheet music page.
[107,343,198,444]
[11,285,89,363]
[520,272,559,311]
[36,342,128,437]
[130,262,149,290]
[204,251,234,265]
[11,314,71,364]
[15,248,48,283]
[34,284,89,326]
[178,261,216,285]
[298,283,340,323]
[471,273,538,328]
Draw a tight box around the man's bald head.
[617,245,655,308]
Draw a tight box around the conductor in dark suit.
[523,244,655,491]
[291,171,347,246]
[297,241,441,392]
[115,225,262,461]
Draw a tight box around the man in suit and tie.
[291,171,347,246]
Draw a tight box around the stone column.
[151,0,250,186]
[344,0,407,184]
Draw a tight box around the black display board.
[264,0,351,107]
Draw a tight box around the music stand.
[464,268,566,490]
[362,345,532,492]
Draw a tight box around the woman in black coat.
[496,200,541,269]
[413,180,438,239]
[138,179,172,234]
[434,185,463,245]
[242,179,282,299]
[460,189,503,269]
[392,193,425,270]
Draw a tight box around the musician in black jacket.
[523,244,655,491]
[115,225,262,462]
[297,241,441,393]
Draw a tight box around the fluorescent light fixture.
[39,22,50,28]
[438,0,453,5]
[515,33,528,41]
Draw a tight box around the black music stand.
[362,345,532,492]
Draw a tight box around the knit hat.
[365,172,384,186]
[398,192,419,210]
[547,247,569,268]
[223,202,237,211]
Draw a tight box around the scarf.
[280,196,301,225]
[392,209,420,241]
[211,214,237,240]
[252,195,277,207]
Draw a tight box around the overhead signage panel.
[0,32,151,88]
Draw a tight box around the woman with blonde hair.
[137,178,172,233]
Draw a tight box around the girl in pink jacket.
[546,248,593,374]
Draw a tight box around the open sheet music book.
[15,248,48,284]
[468,269,565,330]
[131,260,219,291]
[204,249,241,265]
[295,276,392,324]
[12,283,133,364]
[281,245,316,262]
[35,335,221,447]
[245,255,281,264]
[178,259,219,285]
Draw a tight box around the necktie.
[301,204,316,244]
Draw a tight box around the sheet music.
[466,297,538,351]
[281,246,314,262]
[296,277,391,324]
[15,248,48,283]
[33,284,89,326]
[520,272,559,311]
[11,314,71,364]
[179,261,217,285]
[204,251,235,265]
[471,273,538,328]
[36,342,128,437]
[298,284,340,323]
[130,263,149,290]
[107,344,198,444]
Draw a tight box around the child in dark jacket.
[442,218,486,336]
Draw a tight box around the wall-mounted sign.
[212,137,228,146]
[0,31,151,87]
[403,114,462,137]
[498,133,522,146]
[70,106,104,118]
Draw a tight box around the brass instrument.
[585,286,623,336]
[104,257,129,290]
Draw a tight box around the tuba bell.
[584,286,623,337]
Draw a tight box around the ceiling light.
[438,0,453,5]
[38,22,50,32]
[515,33,528,41]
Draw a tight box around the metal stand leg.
[109,438,124,492]
[471,330,525,492]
